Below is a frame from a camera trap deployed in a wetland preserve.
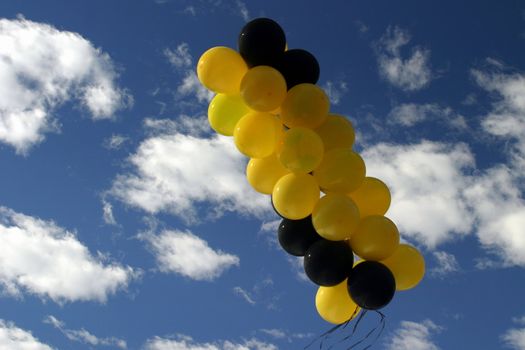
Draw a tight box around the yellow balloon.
[315,114,355,151]
[208,94,251,136]
[276,127,324,173]
[313,149,366,193]
[246,154,290,194]
[381,244,425,291]
[316,279,361,325]
[312,194,360,241]
[281,83,329,129]
[241,66,287,112]
[348,177,391,218]
[350,215,400,261]
[272,173,320,219]
[234,112,282,158]
[197,46,248,94]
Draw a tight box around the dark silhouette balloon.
[278,216,322,256]
[238,18,286,67]
[304,240,354,286]
[347,261,396,310]
[277,49,320,89]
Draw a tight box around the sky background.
[1,1,525,349]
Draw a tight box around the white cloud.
[472,60,525,173]
[43,315,126,349]
[363,138,525,267]
[386,320,441,350]
[503,328,525,350]
[502,316,525,350]
[144,335,277,350]
[0,206,137,303]
[463,166,525,267]
[110,119,271,223]
[376,26,433,91]
[139,229,239,281]
[388,103,467,129]
[362,141,475,248]
[0,17,131,154]
[0,319,54,350]
[431,251,460,277]
[322,81,348,105]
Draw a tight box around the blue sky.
[1,1,525,349]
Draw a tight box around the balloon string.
[303,306,360,350]
[346,310,386,350]
[327,309,367,350]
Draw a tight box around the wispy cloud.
[233,278,280,309]
[144,334,277,350]
[376,26,433,91]
[388,103,467,129]
[103,134,129,150]
[322,81,349,105]
[431,251,460,277]
[44,315,126,349]
[0,17,132,154]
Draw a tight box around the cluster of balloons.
[197,18,425,325]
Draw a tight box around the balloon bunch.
[197,18,425,326]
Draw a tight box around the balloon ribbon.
[304,309,386,350]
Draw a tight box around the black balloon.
[238,18,286,67]
[304,240,354,286]
[278,216,322,256]
[277,49,320,89]
[347,261,396,310]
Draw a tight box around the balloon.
[312,194,360,241]
[276,49,320,89]
[278,216,322,256]
[348,177,391,218]
[347,261,396,310]
[381,244,425,291]
[313,149,366,193]
[276,127,324,173]
[350,215,400,261]
[272,173,319,220]
[316,279,361,324]
[208,94,251,136]
[246,154,290,194]
[280,83,329,129]
[314,114,355,151]
[304,240,354,286]
[197,46,248,94]
[238,18,286,67]
[234,112,282,158]
[240,66,287,112]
